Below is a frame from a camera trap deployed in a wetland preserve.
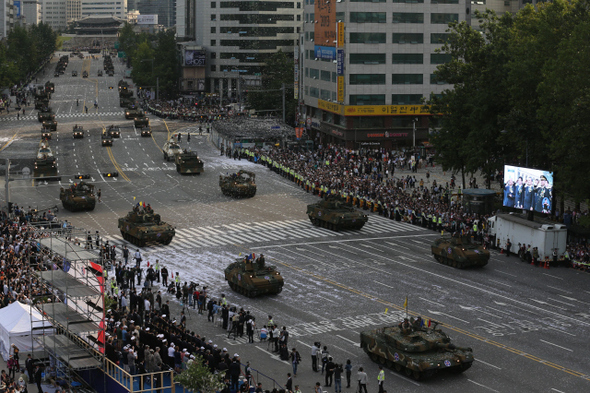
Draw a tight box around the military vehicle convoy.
[134,114,149,129]
[33,140,57,178]
[307,198,368,231]
[430,235,490,268]
[224,254,284,297]
[72,70,78,77]
[82,71,88,78]
[125,105,143,120]
[107,125,121,138]
[219,170,257,198]
[42,118,57,131]
[360,319,474,381]
[60,182,96,212]
[175,150,204,174]
[101,129,113,146]
[38,108,54,123]
[118,206,175,247]
[45,81,55,94]
[41,126,52,139]
[73,125,85,138]
[162,137,182,161]
[141,127,152,137]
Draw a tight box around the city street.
[1,53,589,393]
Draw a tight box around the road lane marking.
[489,279,512,288]
[336,335,358,345]
[475,358,502,370]
[540,339,573,352]
[542,273,563,280]
[374,281,394,289]
[331,344,356,356]
[106,146,130,181]
[546,326,576,337]
[467,379,499,392]
[418,297,445,307]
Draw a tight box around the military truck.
[134,114,149,129]
[431,235,490,268]
[101,129,113,146]
[306,198,368,231]
[38,109,54,123]
[33,140,57,178]
[141,127,152,137]
[35,98,49,110]
[107,69,114,76]
[224,255,284,297]
[175,150,204,175]
[107,125,121,138]
[60,182,96,212]
[118,206,175,247]
[42,118,57,131]
[73,125,85,138]
[72,70,78,77]
[82,71,88,78]
[162,137,182,161]
[219,170,257,198]
[360,319,474,381]
[45,81,55,93]
[41,126,52,140]
[125,105,143,120]
[97,70,103,76]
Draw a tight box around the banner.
[337,76,344,103]
[137,15,158,25]
[337,49,344,75]
[337,22,344,47]
[314,0,336,59]
[318,100,432,116]
[185,50,206,67]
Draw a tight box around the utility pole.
[4,159,10,215]
[282,83,286,124]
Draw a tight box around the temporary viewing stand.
[31,229,178,393]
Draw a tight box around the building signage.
[337,22,344,47]
[137,14,158,25]
[337,49,344,75]
[14,1,21,17]
[318,100,431,116]
[185,50,206,67]
[314,0,336,60]
[367,132,409,138]
[337,76,344,103]
[331,129,344,137]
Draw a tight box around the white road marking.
[489,279,511,288]
[475,358,502,370]
[467,379,499,392]
[546,326,576,337]
[331,344,356,356]
[374,281,394,289]
[254,346,289,364]
[496,270,517,277]
[296,340,312,348]
[550,388,565,392]
[428,310,469,324]
[418,297,445,307]
[540,339,573,352]
[387,370,420,386]
[547,285,570,294]
[542,273,563,280]
[336,335,358,345]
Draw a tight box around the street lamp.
[412,117,419,149]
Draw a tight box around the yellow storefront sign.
[337,22,344,47]
[337,76,344,103]
[318,100,431,116]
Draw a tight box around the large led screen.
[503,165,553,213]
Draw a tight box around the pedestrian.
[357,367,368,393]
[334,363,343,393]
[97,188,102,203]
[377,365,385,393]
[311,342,320,372]
[26,353,35,381]
[161,266,169,286]
[95,231,100,247]
[187,133,191,142]
[345,359,352,388]
[321,346,329,374]
[177,132,181,142]
[123,246,129,265]
[314,382,322,393]
[285,372,293,392]
[34,364,43,393]
[85,105,88,113]
[325,356,335,387]
[294,385,301,393]
[290,347,301,377]
[134,249,142,267]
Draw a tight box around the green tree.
[131,41,156,88]
[7,26,38,81]
[174,355,225,393]
[154,31,180,97]
[246,50,297,124]
[118,23,138,59]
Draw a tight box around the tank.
[360,319,474,380]
[60,182,96,212]
[224,255,284,297]
[175,150,204,175]
[162,137,182,161]
[306,198,368,231]
[73,125,85,138]
[431,235,490,268]
[35,99,49,110]
[118,206,176,247]
[33,140,57,178]
[219,170,257,198]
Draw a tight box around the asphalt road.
[0,52,589,393]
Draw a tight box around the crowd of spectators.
[140,96,232,122]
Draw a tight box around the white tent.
[0,301,54,360]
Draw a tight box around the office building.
[66,0,80,22]
[22,0,42,25]
[80,0,127,19]
[41,0,67,31]
[135,0,174,28]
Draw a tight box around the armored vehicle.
[33,140,57,178]
[307,198,368,231]
[360,319,474,381]
[35,99,49,110]
[219,170,257,198]
[118,206,175,247]
[224,255,284,297]
[45,81,55,93]
[72,70,78,77]
[60,182,96,212]
[38,109,54,123]
[107,70,114,76]
[41,126,52,139]
[120,97,133,108]
[431,235,490,268]
[141,127,152,137]
[82,71,88,78]
[101,129,113,146]
[175,150,204,175]
[54,72,60,77]
[42,119,57,131]
[162,137,182,161]
[73,125,85,138]
[134,115,149,129]
[125,106,143,120]
[97,70,103,76]
[107,125,121,138]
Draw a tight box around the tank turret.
[431,235,490,268]
[360,320,474,380]
[224,254,284,297]
[219,170,257,198]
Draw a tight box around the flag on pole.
[428,319,431,327]
[133,196,136,201]
[384,308,388,314]
[403,296,408,309]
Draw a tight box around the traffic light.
[103,172,119,178]
[74,174,91,180]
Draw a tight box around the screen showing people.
[503,165,553,213]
